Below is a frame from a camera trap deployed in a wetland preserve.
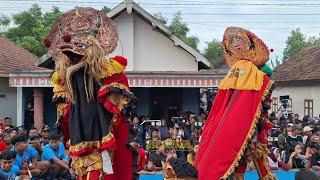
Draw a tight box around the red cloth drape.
[194,75,272,180]
[104,118,133,180]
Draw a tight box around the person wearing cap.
[40,128,50,147]
[11,135,41,176]
[286,123,294,136]
[29,135,42,158]
[303,126,313,145]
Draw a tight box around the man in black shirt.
[189,127,201,145]
[311,151,320,172]
[148,145,166,168]
[3,117,14,130]
[285,125,303,162]
[286,125,303,151]
[127,136,139,180]
[24,102,34,130]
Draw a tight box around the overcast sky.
[1,0,320,60]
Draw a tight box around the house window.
[272,97,278,112]
[304,99,313,117]
[287,98,293,111]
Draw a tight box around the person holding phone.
[287,143,307,169]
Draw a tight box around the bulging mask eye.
[77,43,86,49]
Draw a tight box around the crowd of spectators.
[128,111,206,178]
[267,113,320,174]
[128,110,320,178]
[0,115,74,180]
[2,106,320,179]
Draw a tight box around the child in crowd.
[139,161,157,175]
[268,147,290,171]
[187,143,199,165]
[41,132,75,179]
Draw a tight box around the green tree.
[270,56,281,69]
[0,15,10,26]
[5,4,61,56]
[168,12,199,51]
[283,28,320,60]
[203,39,222,64]
[101,6,111,14]
[0,15,10,32]
[154,13,167,25]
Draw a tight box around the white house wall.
[110,12,198,72]
[111,12,135,71]
[133,14,198,71]
[272,85,320,118]
[0,78,17,124]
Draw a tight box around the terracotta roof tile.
[273,45,320,82]
[0,36,45,77]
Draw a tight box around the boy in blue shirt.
[41,133,75,179]
[0,150,20,180]
[11,135,42,177]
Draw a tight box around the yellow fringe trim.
[99,82,131,94]
[221,79,275,179]
[102,133,114,144]
[69,141,101,154]
[69,133,115,153]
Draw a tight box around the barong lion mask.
[222,27,269,67]
[44,7,118,59]
[45,7,120,104]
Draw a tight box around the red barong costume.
[44,7,136,180]
[195,27,277,180]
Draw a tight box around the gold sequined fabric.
[69,141,101,154]
[71,152,103,176]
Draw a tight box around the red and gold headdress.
[44,7,118,57]
[222,27,269,67]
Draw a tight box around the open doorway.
[150,88,182,120]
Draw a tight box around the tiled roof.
[273,45,320,82]
[0,36,44,77]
